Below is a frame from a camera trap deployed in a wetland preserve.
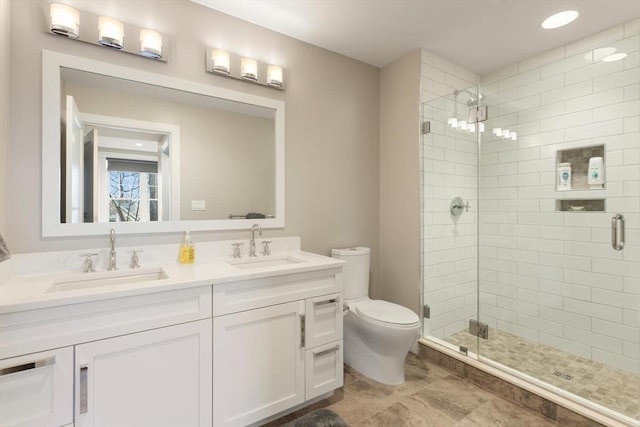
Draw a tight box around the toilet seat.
[352,300,420,328]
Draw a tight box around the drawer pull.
[299,314,306,348]
[314,297,340,307]
[313,344,340,357]
[80,364,88,414]
[0,356,55,376]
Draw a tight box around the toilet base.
[343,310,420,386]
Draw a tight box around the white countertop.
[0,237,344,315]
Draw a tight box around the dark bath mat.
[280,408,348,427]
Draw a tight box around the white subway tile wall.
[422,19,640,374]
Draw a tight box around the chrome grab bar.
[611,214,625,251]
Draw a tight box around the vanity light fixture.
[98,16,124,49]
[541,10,579,29]
[139,29,163,59]
[44,4,168,61]
[492,127,517,141]
[240,57,258,81]
[50,3,79,38]
[211,49,231,74]
[267,65,284,88]
[205,47,285,91]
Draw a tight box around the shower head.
[454,88,482,106]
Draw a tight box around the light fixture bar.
[205,47,285,91]
[43,3,168,62]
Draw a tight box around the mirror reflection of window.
[107,159,159,222]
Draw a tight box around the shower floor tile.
[444,328,640,421]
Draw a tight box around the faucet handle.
[128,250,143,269]
[232,242,243,258]
[261,241,272,256]
[79,253,98,273]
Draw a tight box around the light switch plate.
[191,200,206,211]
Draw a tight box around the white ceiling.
[191,0,640,75]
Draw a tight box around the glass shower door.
[421,88,480,357]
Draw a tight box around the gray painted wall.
[7,0,380,289]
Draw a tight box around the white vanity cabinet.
[0,347,74,427]
[74,320,212,427]
[212,269,343,427]
[0,286,213,427]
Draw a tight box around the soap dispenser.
[588,157,604,189]
[179,231,195,264]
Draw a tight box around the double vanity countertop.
[0,237,344,315]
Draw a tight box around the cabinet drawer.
[0,347,73,427]
[0,286,212,359]
[305,340,343,400]
[305,293,343,348]
[213,268,341,316]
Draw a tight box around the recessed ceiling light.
[541,10,579,29]
[602,52,627,62]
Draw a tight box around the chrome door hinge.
[421,121,431,134]
[468,105,488,123]
[469,319,488,339]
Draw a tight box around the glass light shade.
[267,65,283,88]
[602,52,627,63]
[510,132,517,141]
[469,123,476,133]
[139,29,163,59]
[50,3,79,38]
[211,49,230,74]
[98,17,124,49]
[457,120,468,131]
[478,123,485,133]
[541,10,579,29]
[241,57,258,81]
[492,127,502,137]
[502,129,511,139]
[447,117,458,128]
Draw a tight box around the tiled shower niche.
[556,145,605,191]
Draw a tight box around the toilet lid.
[354,300,419,326]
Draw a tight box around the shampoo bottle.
[180,231,195,264]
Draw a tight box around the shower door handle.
[611,214,625,251]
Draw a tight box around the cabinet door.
[0,347,73,427]
[75,320,212,427]
[305,340,343,400]
[305,293,342,348]
[214,301,305,427]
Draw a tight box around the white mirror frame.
[42,50,285,237]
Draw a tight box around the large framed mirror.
[42,50,285,237]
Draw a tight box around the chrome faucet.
[249,224,262,257]
[108,229,117,270]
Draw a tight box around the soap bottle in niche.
[557,162,572,191]
[588,157,604,189]
[179,231,195,264]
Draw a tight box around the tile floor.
[268,353,559,426]
[445,328,640,421]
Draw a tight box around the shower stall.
[420,20,639,424]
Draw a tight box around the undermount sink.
[47,267,168,293]
[228,256,304,270]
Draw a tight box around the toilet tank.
[331,247,370,300]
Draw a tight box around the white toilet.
[331,247,420,385]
